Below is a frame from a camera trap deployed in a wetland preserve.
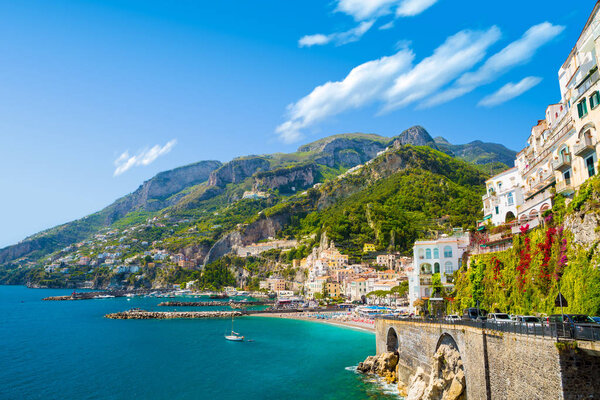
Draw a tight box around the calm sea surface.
[0,286,399,400]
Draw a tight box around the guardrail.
[376,316,600,342]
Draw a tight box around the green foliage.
[453,223,600,316]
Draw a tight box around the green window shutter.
[578,102,583,118]
[583,99,588,115]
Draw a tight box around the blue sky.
[0,0,594,247]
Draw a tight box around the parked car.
[462,308,487,321]
[592,317,600,324]
[487,313,512,323]
[516,316,541,324]
[445,314,460,322]
[548,314,600,340]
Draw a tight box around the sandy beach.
[251,311,376,333]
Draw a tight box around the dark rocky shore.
[105,310,243,319]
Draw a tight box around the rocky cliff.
[391,126,437,148]
[298,133,389,168]
[253,163,317,193]
[208,157,271,187]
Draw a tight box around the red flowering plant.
[491,256,504,287]
[537,225,556,292]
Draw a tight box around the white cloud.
[299,20,375,47]
[425,22,564,107]
[479,76,542,107]
[396,0,439,17]
[113,139,177,176]
[277,27,500,142]
[301,0,438,47]
[335,0,438,20]
[383,26,501,111]
[379,21,395,30]
[276,48,415,142]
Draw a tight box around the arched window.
[445,261,453,273]
[443,246,453,258]
[507,192,514,206]
[434,262,440,274]
[425,249,432,259]
[418,248,424,259]
[420,263,432,274]
[433,248,439,259]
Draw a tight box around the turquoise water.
[0,286,397,400]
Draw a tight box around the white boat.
[225,315,244,342]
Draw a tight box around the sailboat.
[225,314,244,342]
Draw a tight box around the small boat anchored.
[225,315,244,342]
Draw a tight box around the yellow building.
[325,282,342,298]
[363,243,376,253]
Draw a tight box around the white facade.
[408,231,469,311]
[481,167,524,226]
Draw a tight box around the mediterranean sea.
[0,286,398,400]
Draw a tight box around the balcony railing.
[522,117,575,174]
[573,136,597,157]
[573,68,600,105]
[420,277,432,286]
[556,180,574,195]
[551,153,572,172]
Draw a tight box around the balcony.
[420,277,432,286]
[551,153,572,172]
[573,136,597,158]
[556,180,575,195]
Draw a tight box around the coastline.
[250,312,376,333]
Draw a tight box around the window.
[586,155,596,178]
[495,206,499,215]
[434,263,440,274]
[507,192,514,206]
[497,182,502,191]
[418,248,424,259]
[445,261,453,274]
[425,249,432,259]
[578,99,589,118]
[563,170,571,185]
[443,246,453,258]
[590,91,600,109]
[433,248,439,259]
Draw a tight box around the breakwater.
[105,310,243,319]
[157,301,273,307]
[43,289,164,301]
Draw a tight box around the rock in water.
[356,352,398,383]
[405,344,465,400]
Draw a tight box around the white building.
[481,167,524,226]
[408,230,469,311]
[348,278,368,302]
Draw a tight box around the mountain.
[391,125,438,148]
[0,160,221,265]
[433,137,516,167]
[0,126,515,280]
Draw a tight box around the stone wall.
[375,319,600,400]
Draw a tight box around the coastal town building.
[408,229,469,311]
[363,243,376,253]
[348,278,368,302]
[481,167,524,226]
[499,3,600,231]
[325,282,342,298]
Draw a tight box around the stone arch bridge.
[376,318,600,400]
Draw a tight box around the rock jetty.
[105,310,242,319]
[157,301,271,307]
